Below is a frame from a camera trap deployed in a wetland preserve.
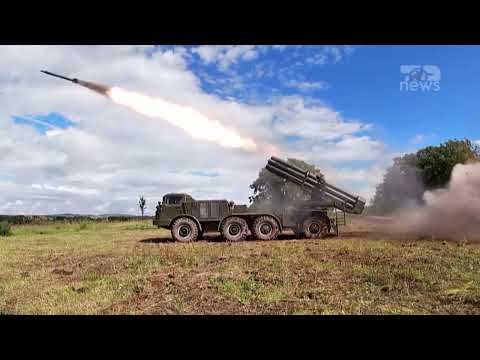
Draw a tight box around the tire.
[171,217,199,242]
[302,216,329,239]
[221,217,248,242]
[253,216,280,241]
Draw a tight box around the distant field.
[0,214,152,225]
[1,218,480,314]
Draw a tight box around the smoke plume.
[387,162,480,241]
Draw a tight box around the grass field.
[1,218,480,314]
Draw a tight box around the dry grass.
[1,218,480,314]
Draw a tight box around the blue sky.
[185,45,479,152]
[1,45,479,215]
[326,45,479,150]
[13,113,75,134]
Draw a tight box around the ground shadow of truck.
[139,230,339,244]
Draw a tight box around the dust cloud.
[386,162,480,242]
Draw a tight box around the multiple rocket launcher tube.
[266,156,366,214]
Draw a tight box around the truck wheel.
[253,216,280,241]
[221,217,248,242]
[171,217,199,242]
[302,216,329,239]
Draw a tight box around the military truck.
[153,156,365,242]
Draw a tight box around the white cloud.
[474,140,480,145]
[33,184,99,196]
[312,136,384,162]
[270,96,371,141]
[326,165,388,202]
[94,201,112,213]
[325,46,343,63]
[306,46,355,65]
[45,129,64,137]
[306,53,328,65]
[285,79,328,92]
[191,45,259,71]
[0,45,385,215]
[191,46,220,64]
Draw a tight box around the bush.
[0,221,12,236]
[78,223,88,231]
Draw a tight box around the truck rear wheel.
[302,216,329,239]
[171,217,199,242]
[221,217,248,242]
[253,216,280,241]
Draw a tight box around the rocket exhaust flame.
[107,87,257,151]
[76,80,109,96]
[41,70,258,151]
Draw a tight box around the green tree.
[138,196,147,218]
[416,138,479,189]
[249,158,320,210]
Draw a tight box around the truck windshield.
[164,195,184,205]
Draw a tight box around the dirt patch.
[339,231,371,239]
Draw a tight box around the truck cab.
[154,192,237,228]
[162,193,193,205]
[153,193,193,227]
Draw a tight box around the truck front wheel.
[253,216,280,241]
[221,217,248,242]
[171,217,199,242]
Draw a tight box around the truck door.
[182,201,200,219]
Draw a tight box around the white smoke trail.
[107,87,257,151]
